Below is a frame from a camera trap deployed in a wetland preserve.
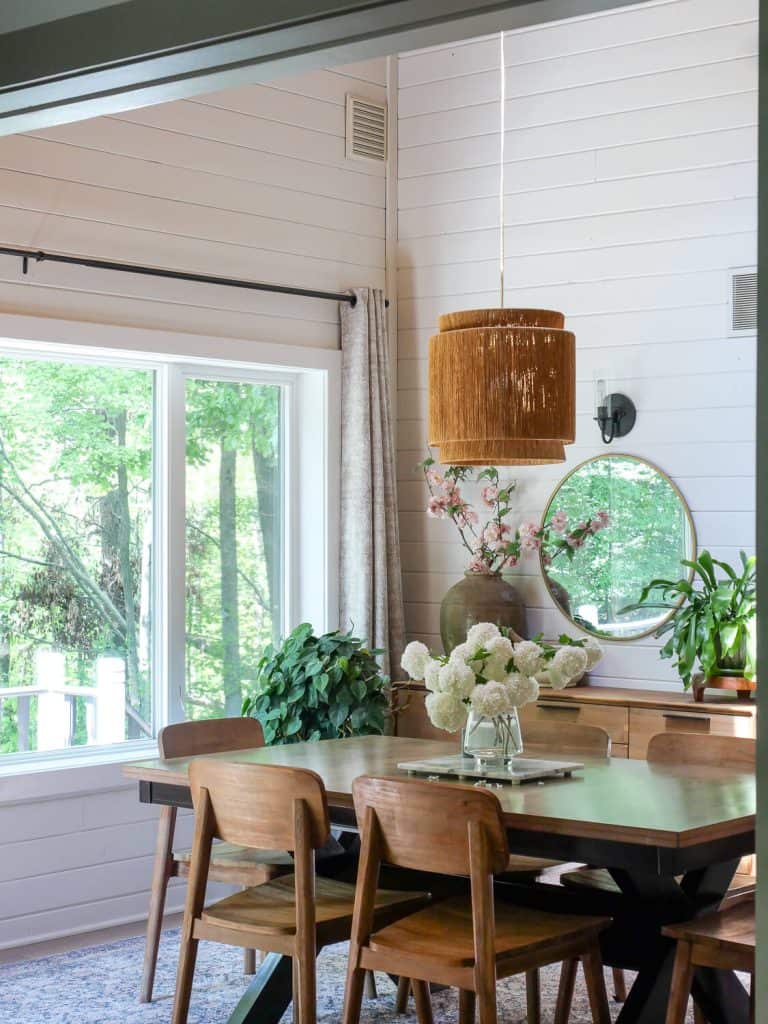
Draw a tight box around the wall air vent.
[730,268,757,334]
[346,95,387,163]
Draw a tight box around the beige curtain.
[339,288,405,678]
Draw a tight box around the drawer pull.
[662,712,711,723]
[536,704,575,711]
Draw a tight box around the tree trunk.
[251,430,280,638]
[219,444,241,716]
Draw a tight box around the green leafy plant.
[241,623,388,743]
[622,551,756,689]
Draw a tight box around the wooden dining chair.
[140,717,293,1002]
[343,775,613,1024]
[172,760,429,1024]
[662,898,755,1024]
[555,732,757,1024]
[501,719,613,1024]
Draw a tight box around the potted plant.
[420,456,610,652]
[623,551,756,701]
[242,623,388,742]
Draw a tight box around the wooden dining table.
[123,734,756,1024]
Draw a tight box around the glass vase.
[462,708,523,765]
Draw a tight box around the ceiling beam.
[0,0,644,135]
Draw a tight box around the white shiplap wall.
[0,57,387,952]
[396,0,757,689]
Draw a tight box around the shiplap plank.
[114,102,385,177]
[191,85,346,134]
[399,271,730,331]
[0,889,186,950]
[271,67,386,106]
[400,53,756,122]
[399,163,756,239]
[34,118,384,207]
[398,233,755,297]
[398,37,499,88]
[399,152,595,209]
[400,197,755,267]
[399,92,756,172]
[0,170,383,268]
[0,136,384,238]
[503,0,757,64]
[330,57,388,86]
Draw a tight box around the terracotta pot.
[440,572,527,654]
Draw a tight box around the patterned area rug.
[0,928,714,1023]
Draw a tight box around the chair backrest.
[159,716,264,759]
[352,775,509,876]
[522,720,611,757]
[647,732,756,770]
[189,760,330,851]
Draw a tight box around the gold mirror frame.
[539,453,698,642]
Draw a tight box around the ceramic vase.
[440,571,527,654]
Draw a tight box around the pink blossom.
[481,485,499,507]
[468,554,492,574]
[457,507,479,527]
[567,534,585,549]
[427,496,448,519]
[520,534,541,553]
[519,520,539,538]
[504,555,519,568]
[499,522,512,537]
[542,553,552,567]
[485,522,501,542]
[549,510,568,534]
[426,468,445,488]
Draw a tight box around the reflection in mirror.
[541,454,696,640]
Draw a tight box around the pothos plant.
[242,623,388,743]
[622,551,756,689]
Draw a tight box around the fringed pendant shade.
[428,308,575,466]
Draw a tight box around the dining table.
[123,734,756,1024]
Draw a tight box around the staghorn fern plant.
[622,550,756,690]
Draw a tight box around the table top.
[123,734,755,853]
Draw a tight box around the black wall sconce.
[594,380,636,444]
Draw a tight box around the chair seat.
[367,896,610,967]
[501,854,562,878]
[561,866,757,900]
[201,874,428,937]
[663,901,755,958]
[175,842,294,884]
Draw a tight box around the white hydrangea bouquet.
[401,623,603,756]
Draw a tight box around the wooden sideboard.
[393,684,757,760]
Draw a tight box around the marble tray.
[396,754,584,785]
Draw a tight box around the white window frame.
[0,312,340,780]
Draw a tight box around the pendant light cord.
[499,30,506,309]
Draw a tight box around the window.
[0,331,337,768]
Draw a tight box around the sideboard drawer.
[519,700,628,745]
[628,707,756,759]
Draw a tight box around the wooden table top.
[123,735,755,852]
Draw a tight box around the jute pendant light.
[427,37,576,467]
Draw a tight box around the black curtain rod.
[0,244,390,309]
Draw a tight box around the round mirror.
[540,454,696,640]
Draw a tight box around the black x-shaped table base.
[607,860,750,1024]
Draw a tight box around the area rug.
[0,928,712,1023]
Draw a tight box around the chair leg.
[581,941,611,1024]
[141,804,177,1003]
[525,968,541,1024]
[171,930,198,1024]
[554,958,578,1024]
[243,948,257,975]
[295,950,317,1024]
[693,1002,707,1024]
[664,940,694,1024]
[412,979,435,1024]
[341,963,366,1024]
[459,989,476,1024]
[394,976,411,1013]
[363,971,378,999]
[612,967,627,1002]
